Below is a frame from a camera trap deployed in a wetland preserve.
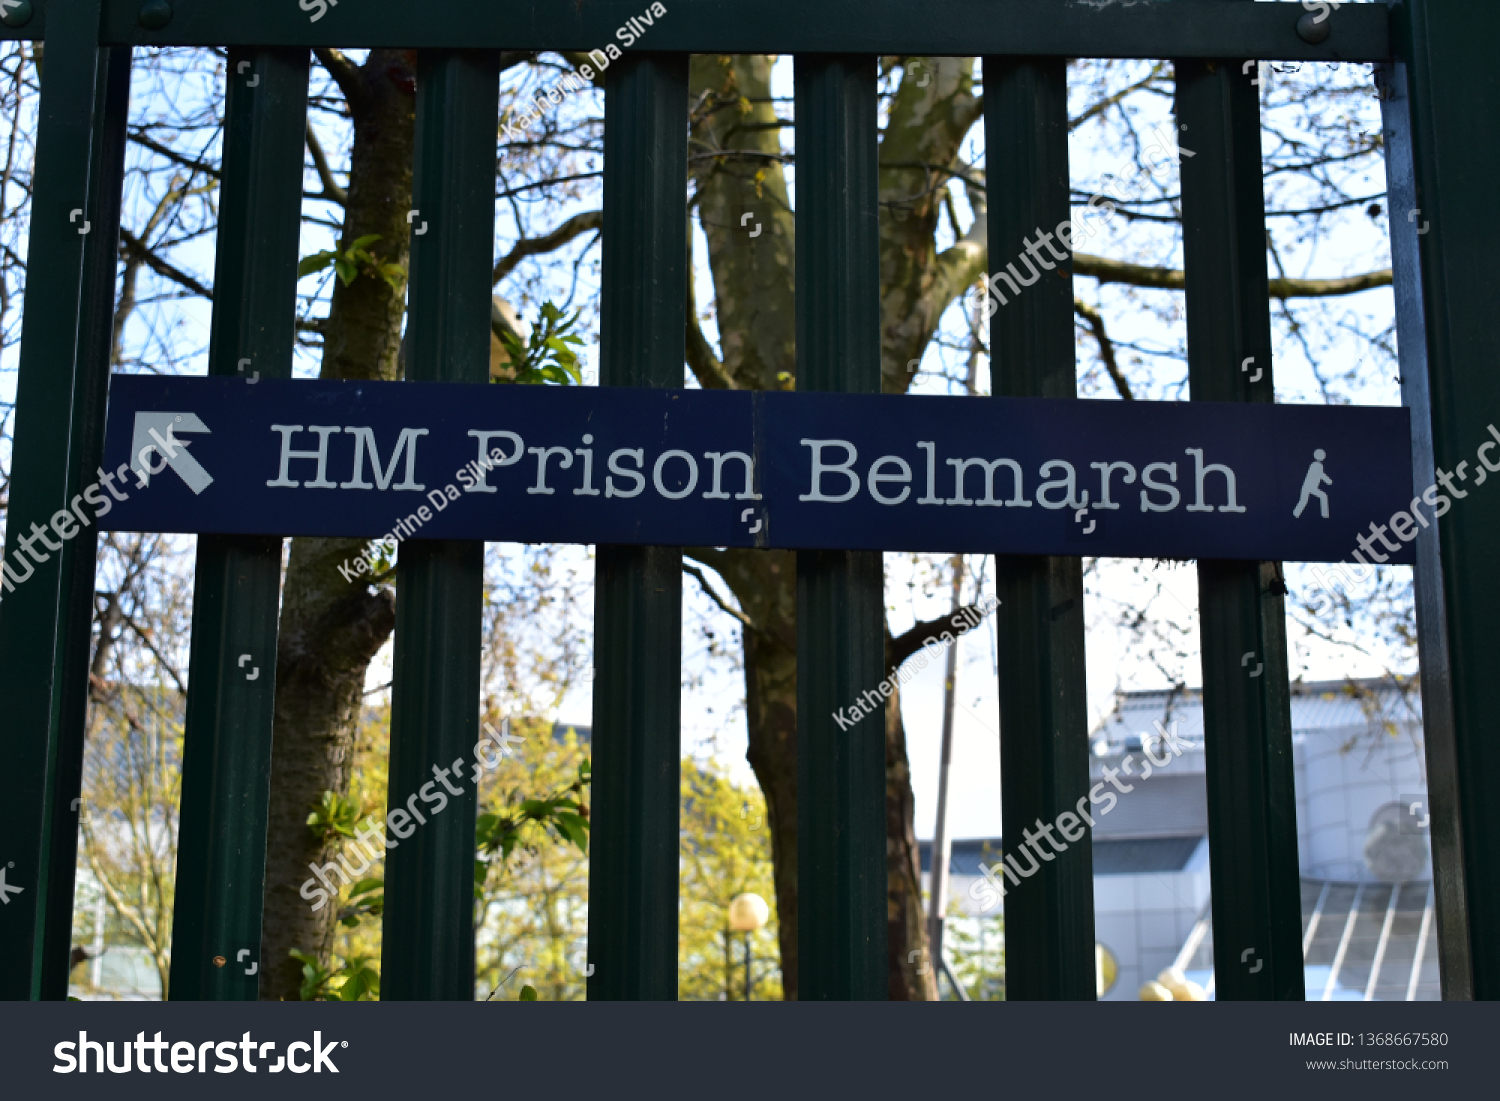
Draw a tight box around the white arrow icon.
[0,863,22,905]
[131,412,214,494]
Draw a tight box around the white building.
[923,677,1440,1000]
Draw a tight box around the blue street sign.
[96,374,1415,564]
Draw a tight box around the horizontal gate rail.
[4,1,1392,61]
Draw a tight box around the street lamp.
[727,892,769,1001]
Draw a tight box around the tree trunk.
[698,546,799,997]
[259,49,416,1000]
[687,56,986,999]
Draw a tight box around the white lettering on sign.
[253,420,1261,518]
[461,431,525,493]
[782,439,1247,515]
[945,457,1028,507]
[266,425,342,488]
[341,427,429,491]
[799,439,861,503]
[1185,447,1246,513]
[703,452,761,500]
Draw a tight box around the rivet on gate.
[212,955,226,968]
[137,0,173,31]
[1296,12,1332,45]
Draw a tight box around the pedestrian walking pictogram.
[1294,449,1332,519]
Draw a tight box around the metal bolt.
[1296,12,1332,44]
[138,0,173,30]
[212,955,226,968]
[0,1,34,29]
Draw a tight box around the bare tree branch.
[119,228,212,300]
[687,251,737,391]
[492,209,600,285]
[1074,297,1134,400]
[314,47,365,112]
[1076,251,1392,298]
[888,603,984,676]
[683,562,755,631]
[306,123,347,205]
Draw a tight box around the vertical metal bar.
[36,43,130,1003]
[586,52,688,1002]
[380,50,498,1001]
[0,0,121,1001]
[1384,0,1493,1000]
[982,56,1096,1001]
[794,53,886,1002]
[1175,45,1304,1001]
[169,48,309,1001]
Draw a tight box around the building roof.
[920,835,1202,876]
[1089,676,1422,753]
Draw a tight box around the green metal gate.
[1,0,1494,1002]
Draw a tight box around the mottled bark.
[259,49,416,1001]
[877,58,987,395]
[887,685,939,1000]
[694,545,798,996]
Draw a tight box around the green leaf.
[493,301,586,387]
[348,877,383,898]
[334,258,358,286]
[297,250,336,278]
[349,233,383,252]
[519,985,538,1001]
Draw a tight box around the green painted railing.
[2,0,1494,1003]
